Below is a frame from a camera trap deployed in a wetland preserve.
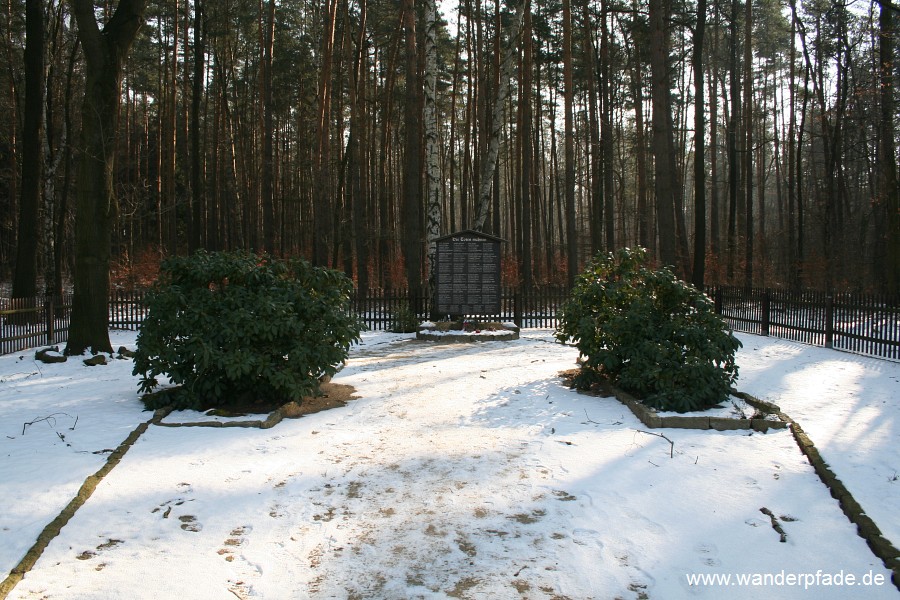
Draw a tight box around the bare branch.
[635,429,675,458]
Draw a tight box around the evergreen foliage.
[556,247,741,412]
[133,250,363,411]
[389,302,419,333]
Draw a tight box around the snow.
[1,329,898,599]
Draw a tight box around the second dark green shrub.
[555,247,741,412]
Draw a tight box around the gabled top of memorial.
[436,230,505,244]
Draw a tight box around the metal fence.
[709,286,900,361]
[0,286,570,355]
[351,286,568,331]
[0,295,73,355]
[4,286,898,361]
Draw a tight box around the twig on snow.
[760,507,788,542]
[22,412,75,436]
[635,429,674,458]
[583,409,622,426]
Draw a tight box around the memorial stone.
[435,230,503,316]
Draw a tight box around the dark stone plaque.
[435,230,503,315]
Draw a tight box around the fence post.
[825,295,834,348]
[514,289,522,328]
[45,295,54,345]
[761,290,770,337]
[714,288,723,315]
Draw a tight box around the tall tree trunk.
[627,15,651,252]
[55,38,80,300]
[742,0,753,287]
[878,0,900,294]
[350,0,369,292]
[796,59,809,287]
[377,28,400,287]
[726,0,740,281]
[787,0,798,287]
[424,0,441,305]
[601,10,615,252]
[448,13,462,233]
[167,0,178,254]
[520,0,534,288]
[189,0,205,253]
[67,0,148,355]
[562,0,576,285]
[314,0,339,266]
[43,31,64,297]
[473,0,525,231]
[401,0,423,294]
[692,0,707,288]
[649,0,678,269]
[12,0,44,301]
[709,2,721,260]
[261,0,276,253]
[583,2,601,255]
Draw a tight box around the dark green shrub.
[389,302,419,333]
[555,247,741,412]
[133,250,364,411]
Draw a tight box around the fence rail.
[3,286,899,361]
[351,286,569,331]
[709,286,900,361]
[0,295,73,355]
[0,287,570,355]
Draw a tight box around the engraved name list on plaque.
[434,230,503,316]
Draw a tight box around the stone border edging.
[156,401,304,429]
[603,380,900,591]
[781,409,900,591]
[0,399,305,598]
[0,408,169,599]
[612,386,788,433]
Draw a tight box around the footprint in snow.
[218,526,253,562]
[179,514,202,532]
[572,528,604,548]
[694,542,721,567]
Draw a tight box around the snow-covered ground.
[0,330,897,599]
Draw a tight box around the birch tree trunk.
[473,0,525,232]
[424,0,441,301]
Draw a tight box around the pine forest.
[1,0,899,299]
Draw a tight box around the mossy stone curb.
[786,418,900,590]
[566,371,900,590]
[620,382,899,591]
[610,386,787,433]
[157,401,304,430]
[0,409,169,599]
